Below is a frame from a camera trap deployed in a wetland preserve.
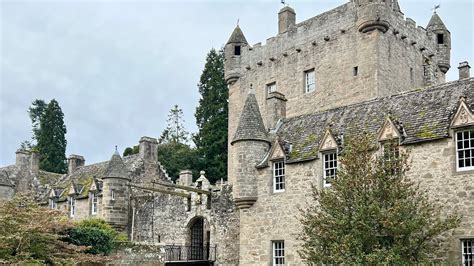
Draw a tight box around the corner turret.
[355,0,401,33]
[231,90,270,209]
[427,12,451,74]
[102,150,130,231]
[224,25,248,85]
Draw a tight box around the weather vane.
[281,0,288,7]
[432,4,440,13]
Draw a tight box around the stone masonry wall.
[238,137,473,264]
[133,184,240,265]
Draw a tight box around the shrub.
[67,218,120,255]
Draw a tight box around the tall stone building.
[225,0,473,264]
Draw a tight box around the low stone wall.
[109,243,164,266]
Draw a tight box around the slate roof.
[427,13,448,31]
[104,151,129,179]
[232,92,269,144]
[227,26,248,45]
[277,78,474,163]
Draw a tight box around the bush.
[67,219,120,255]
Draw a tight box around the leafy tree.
[123,145,139,157]
[67,219,121,255]
[36,99,67,174]
[299,134,461,264]
[0,196,104,264]
[162,105,189,144]
[157,142,197,181]
[193,49,228,183]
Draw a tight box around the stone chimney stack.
[278,6,296,34]
[30,151,39,176]
[16,149,30,169]
[68,154,85,174]
[139,136,158,162]
[458,61,471,80]
[266,91,287,130]
[179,170,193,186]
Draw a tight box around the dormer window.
[323,151,337,187]
[234,45,241,56]
[273,161,285,193]
[49,198,57,209]
[69,197,76,217]
[456,129,474,171]
[91,193,98,215]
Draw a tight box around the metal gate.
[190,218,204,260]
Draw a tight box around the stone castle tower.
[102,150,130,231]
[225,0,451,187]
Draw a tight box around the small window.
[353,66,359,76]
[187,197,191,211]
[91,193,98,215]
[456,130,474,171]
[323,151,337,187]
[111,189,115,201]
[462,239,473,266]
[383,141,400,174]
[410,67,414,82]
[273,161,285,192]
[70,197,76,217]
[234,45,241,56]
[437,33,444,44]
[272,241,285,266]
[267,82,277,94]
[49,199,57,209]
[304,69,315,93]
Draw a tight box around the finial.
[249,84,255,94]
[432,4,440,13]
[281,0,288,7]
[114,145,119,155]
[237,18,239,27]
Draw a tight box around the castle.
[1,0,473,265]
[225,0,473,264]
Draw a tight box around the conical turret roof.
[427,13,447,31]
[232,91,269,144]
[104,150,129,179]
[227,25,248,45]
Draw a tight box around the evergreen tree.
[193,48,228,183]
[28,99,47,143]
[37,99,67,174]
[162,105,189,144]
[299,134,461,264]
[157,105,196,180]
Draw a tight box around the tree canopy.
[299,134,461,264]
[193,48,228,183]
[36,99,68,174]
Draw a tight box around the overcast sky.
[1,0,473,166]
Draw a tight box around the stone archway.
[186,216,211,261]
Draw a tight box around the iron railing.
[164,244,216,262]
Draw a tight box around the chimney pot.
[458,61,471,79]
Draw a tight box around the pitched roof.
[277,78,474,163]
[227,26,248,45]
[104,151,129,179]
[427,13,448,31]
[232,92,269,144]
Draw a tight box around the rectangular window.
[272,241,285,266]
[304,69,315,93]
[462,239,473,266]
[267,82,277,94]
[111,189,116,201]
[383,141,400,174]
[323,151,337,187]
[49,199,57,209]
[91,193,98,215]
[437,33,444,44]
[70,197,76,217]
[273,161,285,192]
[234,45,241,56]
[456,130,474,171]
